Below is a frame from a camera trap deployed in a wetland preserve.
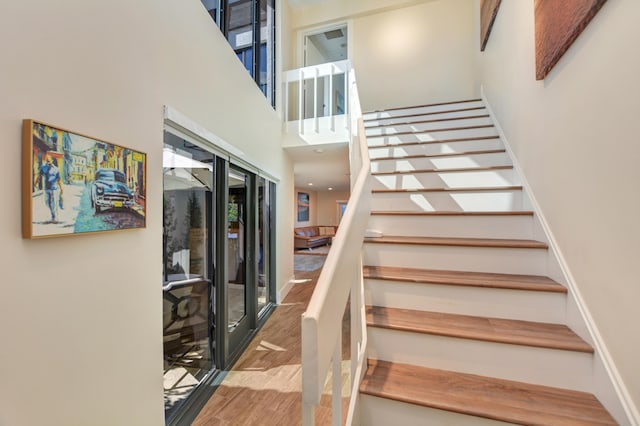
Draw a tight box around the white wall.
[477,0,640,419]
[317,190,350,226]
[0,1,293,425]
[291,0,478,111]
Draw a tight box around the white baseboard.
[481,86,639,425]
[277,275,296,304]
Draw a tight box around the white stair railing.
[301,69,371,425]
[283,60,351,141]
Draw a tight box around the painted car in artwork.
[91,168,134,213]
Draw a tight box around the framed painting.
[535,0,607,80]
[297,192,309,222]
[480,0,502,51]
[22,119,147,238]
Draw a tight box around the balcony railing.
[283,60,351,144]
[300,68,371,425]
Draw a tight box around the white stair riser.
[363,101,485,120]
[368,138,504,158]
[365,108,489,127]
[365,117,493,136]
[363,244,548,275]
[360,394,514,426]
[367,127,499,146]
[371,191,524,212]
[371,152,512,173]
[367,214,534,239]
[367,328,594,391]
[364,279,565,323]
[372,169,519,190]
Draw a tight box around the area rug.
[294,244,331,256]
[293,255,326,272]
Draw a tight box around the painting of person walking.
[23,120,147,239]
[36,155,64,223]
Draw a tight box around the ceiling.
[286,143,351,192]
[306,26,348,64]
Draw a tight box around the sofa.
[294,226,336,249]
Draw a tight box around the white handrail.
[301,68,371,425]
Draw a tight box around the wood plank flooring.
[360,360,617,426]
[192,267,350,426]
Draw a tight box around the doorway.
[302,24,349,119]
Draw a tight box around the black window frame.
[203,0,276,107]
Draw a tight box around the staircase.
[357,99,618,425]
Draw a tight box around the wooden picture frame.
[535,0,607,80]
[297,192,309,222]
[22,119,147,238]
[480,0,502,51]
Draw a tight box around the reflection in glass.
[226,0,254,76]
[200,0,220,23]
[259,0,275,103]
[162,133,214,420]
[227,168,247,329]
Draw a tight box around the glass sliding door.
[162,132,215,420]
[162,128,278,422]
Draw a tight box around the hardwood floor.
[192,268,350,426]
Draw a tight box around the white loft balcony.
[283,60,351,146]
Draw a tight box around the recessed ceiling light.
[328,187,333,191]
[308,182,313,186]
[313,148,324,154]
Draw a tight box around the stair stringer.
[482,88,637,425]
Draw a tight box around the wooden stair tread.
[371,210,533,216]
[365,114,490,129]
[364,235,548,249]
[366,306,592,352]
[366,124,495,137]
[364,98,482,115]
[364,106,486,124]
[371,166,513,176]
[368,135,500,148]
[363,265,566,293]
[371,165,512,176]
[360,360,615,425]
[371,148,506,161]
[372,185,523,194]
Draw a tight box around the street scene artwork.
[22,120,146,238]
